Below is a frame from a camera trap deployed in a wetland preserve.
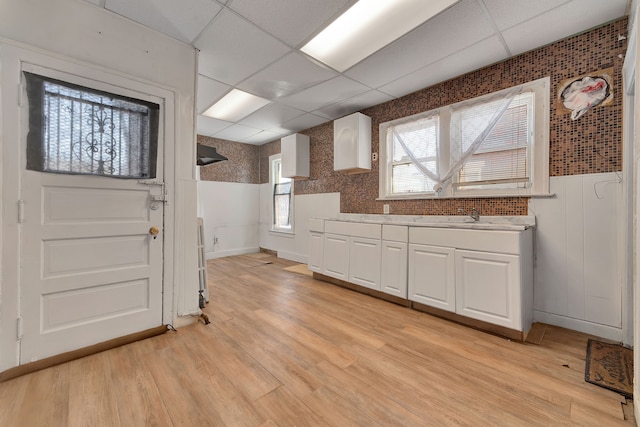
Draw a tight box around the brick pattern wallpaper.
[197,135,260,184]
[212,18,627,217]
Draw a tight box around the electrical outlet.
[372,152,378,161]
[383,204,390,214]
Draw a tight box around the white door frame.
[0,41,178,370]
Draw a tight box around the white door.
[18,69,165,363]
[455,250,520,329]
[323,233,350,281]
[408,243,455,312]
[349,236,381,290]
[381,240,408,298]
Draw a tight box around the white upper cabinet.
[334,112,371,173]
[281,133,309,179]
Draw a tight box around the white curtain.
[392,87,519,194]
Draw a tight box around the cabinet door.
[349,237,381,290]
[455,250,520,329]
[323,233,349,281]
[408,244,455,312]
[381,241,407,298]
[308,232,324,273]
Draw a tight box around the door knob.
[149,226,160,238]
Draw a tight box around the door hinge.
[16,316,23,341]
[17,200,24,224]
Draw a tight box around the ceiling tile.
[237,52,338,100]
[195,9,291,85]
[214,123,262,141]
[279,76,369,112]
[238,103,306,129]
[501,0,628,56]
[197,74,231,114]
[345,0,495,88]
[315,90,394,120]
[281,113,329,133]
[105,0,221,43]
[379,36,508,98]
[483,0,570,30]
[83,0,103,6]
[197,115,233,137]
[241,130,285,145]
[228,0,352,47]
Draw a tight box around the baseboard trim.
[312,272,524,341]
[412,302,524,342]
[0,325,168,383]
[533,310,623,342]
[206,247,260,259]
[312,272,411,307]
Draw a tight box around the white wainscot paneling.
[529,172,622,340]
[258,187,339,263]
[198,181,260,259]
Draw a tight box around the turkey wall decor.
[557,68,614,120]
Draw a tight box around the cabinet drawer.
[309,218,325,232]
[409,227,522,254]
[382,225,408,242]
[325,220,381,239]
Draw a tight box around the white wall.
[198,181,260,259]
[0,0,197,371]
[529,172,623,341]
[259,186,340,263]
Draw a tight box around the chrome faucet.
[458,207,480,221]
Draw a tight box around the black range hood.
[196,143,228,166]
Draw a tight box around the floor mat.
[585,339,634,398]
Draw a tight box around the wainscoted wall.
[259,191,340,263]
[529,172,622,340]
[197,180,260,259]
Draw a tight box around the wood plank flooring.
[0,252,635,426]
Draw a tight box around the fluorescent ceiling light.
[202,89,270,122]
[301,0,459,72]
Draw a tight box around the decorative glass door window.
[24,72,159,179]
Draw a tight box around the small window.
[271,155,293,232]
[380,77,550,198]
[24,72,159,179]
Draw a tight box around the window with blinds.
[453,92,533,191]
[24,72,159,179]
[379,77,549,199]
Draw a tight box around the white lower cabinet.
[323,233,350,281]
[408,244,455,312]
[408,227,533,333]
[381,240,407,297]
[311,220,532,333]
[308,231,324,273]
[455,250,520,329]
[349,237,381,290]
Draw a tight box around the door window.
[24,72,160,179]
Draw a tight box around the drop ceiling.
[85,0,630,144]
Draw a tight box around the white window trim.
[269,153,294,234]
[379,77,551,200]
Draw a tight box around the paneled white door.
[20,171,165,363]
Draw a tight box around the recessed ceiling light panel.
[202,89,271,122]
[301,0,459,72]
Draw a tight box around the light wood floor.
[0,253,635,426]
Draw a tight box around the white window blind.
[453,92,533,190]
